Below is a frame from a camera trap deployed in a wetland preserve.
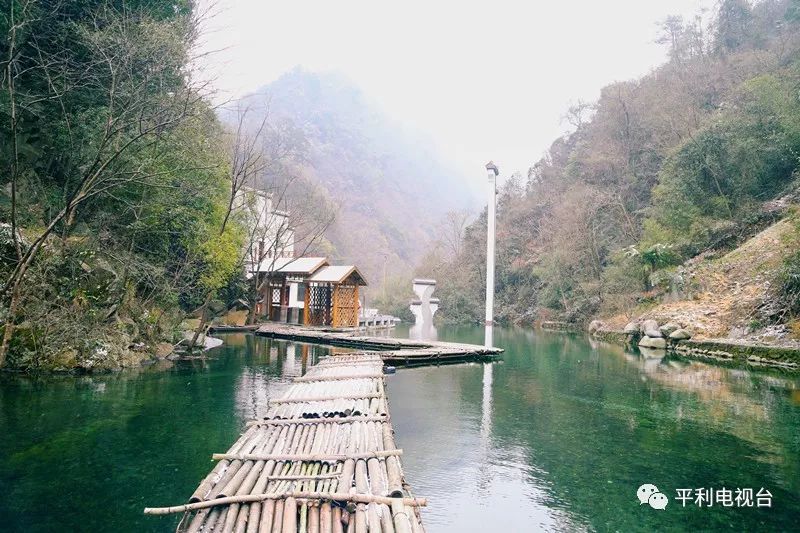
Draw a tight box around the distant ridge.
[232,67,475,288]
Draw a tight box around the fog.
[196,0,713,189]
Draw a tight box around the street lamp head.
[485,161,499,177]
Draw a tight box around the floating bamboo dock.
[254,323,502,366]
[145,353,427,533]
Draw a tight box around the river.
[1,326,798,532]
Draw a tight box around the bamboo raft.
[144,353,426,533]
[255,323,503,366]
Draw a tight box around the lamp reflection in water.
[478,162,498,487]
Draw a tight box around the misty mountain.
[237,68,475,290]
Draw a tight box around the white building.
[235,186,295,274]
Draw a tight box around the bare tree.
[0,3,211,365]
[187,105,270,350]
[438,210,472,260]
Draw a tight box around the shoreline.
[591,327,800,370]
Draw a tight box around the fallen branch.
[245,415,389,427]
[143,491,426,515]
[293,373,385,382]
[211,450,403,462]
[269,392,382,404]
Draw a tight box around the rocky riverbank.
[589,319,800,369]
[1,317,229,374]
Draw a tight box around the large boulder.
[642,319,662,338]
[659,322,680,337]
[669,329,692,340]
[155,342,174,359]
[623,321,641,335]
[639,336,667,349]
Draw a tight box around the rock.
[669,329,692,340]
[639,336,667,349]
[623,321,641,334]
[53,348,78,369]
[639,347,665,359]
[588,320,604,334]
[181,331,224,350]
[659,322,680,337]
[642,319,662,338]
[155,342,174,359]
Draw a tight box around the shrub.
[779,250,800,318]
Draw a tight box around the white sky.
[196,0,713,192]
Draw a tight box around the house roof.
[309,265,368,286]
[256,256,328,275]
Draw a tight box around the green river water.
[1,326,798,532]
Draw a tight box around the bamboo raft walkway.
[254,323,502,366]
[144,352,427,533]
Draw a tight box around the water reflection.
[1,329,798,532]
[409,322,438,341]
[0,334,339,533]
[388,326,800,532]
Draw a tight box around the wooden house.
[256,257,328,323]
[304,265,368,328]
[254,258,368,328]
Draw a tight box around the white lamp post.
[484,161,498,348]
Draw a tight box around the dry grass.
[605,216,800,344]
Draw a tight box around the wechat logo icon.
[638,484,668,510]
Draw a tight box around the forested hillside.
[235,69,475,288]
[424,0,800,339]
[0,1,244,370]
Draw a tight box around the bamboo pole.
[212,450,402,462]
[145,492,426,515]
[246,502,262,533]
[332,506,344,533]
[367,503,382,533]
[382,424,403,497]
[355,461,369,494]
[203,507,223,532]
[190,425,258,502]
[380,504,395,533]
[300,501,308,533]
[233,503,249,533]
[259,498,276,533]
[266,472,339,481]
[270,392,382,404]
[320,502,332,533]
[309,503,320,533]
[354,505,367,533]
[282,497,297,533]
[273,499,285,533]
[338,459,355,495]
[221,501,240,532]
[185,508,210,533]
[367,458,386,496]
[391,499,412,533]
[407,505,424,533]
[293,374,384,382]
